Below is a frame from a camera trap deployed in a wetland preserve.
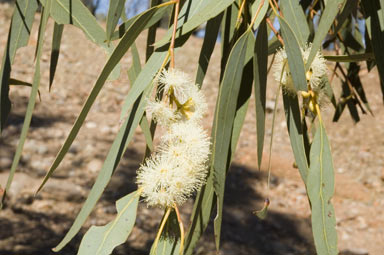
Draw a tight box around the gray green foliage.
[1,0,383,254]
[78,191,140,255]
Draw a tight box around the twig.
[174,204,185,255]
[170,0,180,68]
[266,17,284,46]
[249,0,265,29]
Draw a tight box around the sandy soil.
[0,4,383,255]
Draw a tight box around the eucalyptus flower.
[273,44,327,95]
[146,100,179,127]
[138,68,211,208]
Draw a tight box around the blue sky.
[94,0,149,18]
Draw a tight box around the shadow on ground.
[0,147,316,254]
[0,107,316,255]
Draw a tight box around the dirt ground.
[0,4,383,255]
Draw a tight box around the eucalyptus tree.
[0,0,380,254]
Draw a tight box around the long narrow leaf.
[49,22,64,90]
[212,31,253,251]
[307,123,338,255]
[195,12,223,87]
[1,0,50,208]
[278,16,307,92]
[361,0,384,101]
[282,95,309,182]
[78,191,140,255]
[106,0,127,42]
[155,0,235,47]
[0,0,38,132]
[52,50,168,251]
[253,19,268,169]
[306,0,345,69]
[280,0,310,46]
[47,0,120,80]
[37,5,171,193]
[324,52,375,62]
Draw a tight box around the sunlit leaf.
[212,30,253,251]
[37,5,172,194]
[278,16,308,92]
[52,52,167,252]
[307,123,338,255]
[78,191,140,255]
[155,0,235,47]
[280,0,310,45]
[106,0,127,43]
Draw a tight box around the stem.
[249,0,265,29]
[153,207,172,251]
[272,0,282,17]
[174,203,185,255]
[315,103,323,124]
[268,0,279,17]
[267,82,281,192]
[170,0,180,68]
[235,0,247,29]
[335,62,370,114]
[266,17,284,46]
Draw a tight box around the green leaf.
[9,78,32,87]
[306,0,345,69]
[0,0,38,133]
[111,2,172,41]
[361,0,384,101]
[78,191,140,255]
[106,0,127,43]
[9,0,38,62]
[253,198,270,220]
[324,0,358,43]
[321,76,336,108]
[145,0,162,60]
[324,52,375,62]
[230,58,253,161]
[52,49,169,251]
[278,16,308,92]
[53,79,155,252]
[155,0,235,47]
[49,0,106,45]
[126,43,154,152]
[250,0,269,30]
[184,173,216,255]
[282,94,309,182]
[220,3,239,79]
[37,5,171,194]
[120,51,168,120]
[150,210,180,255]
[307,123,338,255]
[49,22,64,90]
[253,18,268,169]
[195,12,223,87]
[212,31,253,251]
[280,0,310,46]
[1,0,50,208]
[48,0,120,80]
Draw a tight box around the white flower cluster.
[273,43,327,95]
[137,69,210,208]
